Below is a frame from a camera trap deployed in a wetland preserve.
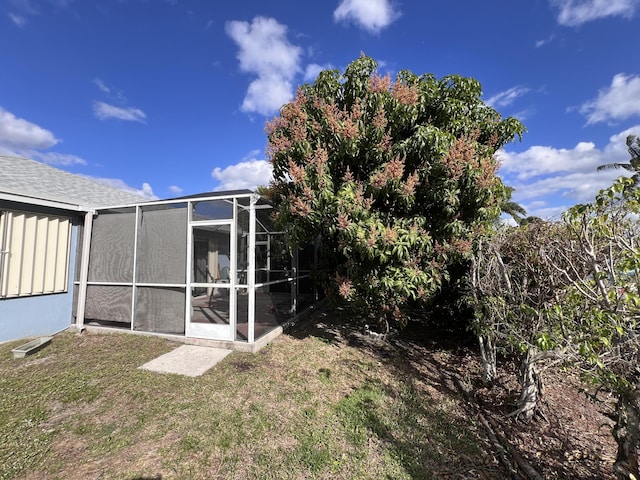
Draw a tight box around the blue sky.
[1,0,640,219]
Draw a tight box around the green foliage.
[561,176,640,395]
[254,184,273,199]
[267,54,525,325]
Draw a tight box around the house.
[1,156,317,351]
[0,155,145,343]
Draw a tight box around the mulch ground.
[473,363,616,479]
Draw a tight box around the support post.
[75,210,94,331]
[248,195,257,343]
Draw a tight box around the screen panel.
[88,209,136,283]
[135,286,186,334]
[136,204,187,284]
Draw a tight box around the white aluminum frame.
[130,205,140,331]
[76,190,307,345]
[247,195,257,343]
[187,215,236,341]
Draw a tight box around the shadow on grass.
[342,377,492,479]
[288,309,614,480]
[393,323,615,480]
[288,312,503,478]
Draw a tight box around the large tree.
[267,55,524,329]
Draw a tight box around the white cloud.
[89,177,158,200]
[92,78,129,105]
[486,86,531,109]
[93,78,111,93]
[137,182,155,199]
[211,152,273,191]
[498,141,602,181]
[92,80,143,123]
[0,107,58,150]
[168,185,183,195]
[30,151,87,166]
[9,13,27,27]
[550,0,639,26]
[511,169,622,203]
[242,76,295,116]
[579,73,640,124]
[304,63,334,83]
[535,34,555,47]
[524,204,569,221]
[0,107,86,165]
[242,149,261,160]
[93,101,146,123]
[499,125,640,218]
[226,17,302,116]
[512,109,533,122]
[10,0,38,14]
[333,0,401,33]
[8,0,73,27]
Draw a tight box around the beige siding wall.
[0,210,71,297]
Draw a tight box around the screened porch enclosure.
[80,191,315,344]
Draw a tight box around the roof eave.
[0,190,93,213]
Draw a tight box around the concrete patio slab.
[140,345,232,377]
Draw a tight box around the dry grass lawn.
[0,310,500,480]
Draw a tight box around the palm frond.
[627,135,640,158]
[597,163,636,173]
[502,201,527,216]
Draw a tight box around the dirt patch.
[13,354,57,370]
[41,400,102,432]
[230,360,254,372]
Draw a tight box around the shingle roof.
[0,155,146,209]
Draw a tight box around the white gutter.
[0,190,89,212]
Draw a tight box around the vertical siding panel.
[44,217,59,293]
[33,215,48,294]
[33,215,52,293]
[1,211,72,297]
[7,212,24,296]
[53,218,69,292]
[61,219,71,293]
[20,214,37,295]
[0,211,8,297]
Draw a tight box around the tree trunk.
[613,388,640,480]
[510,348,544,423]
[478,335,497,384]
